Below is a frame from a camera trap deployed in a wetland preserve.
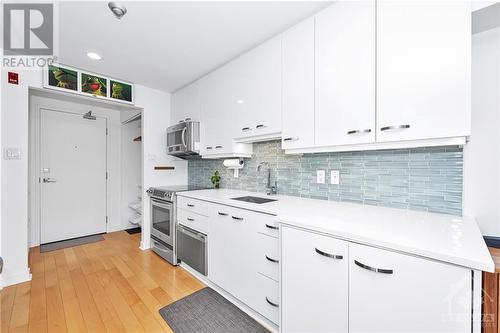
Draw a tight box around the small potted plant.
[211,170,221,189]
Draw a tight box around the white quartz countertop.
[177,189,494,272]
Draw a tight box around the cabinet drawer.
[177,208,209,234]
[254,273,279,325]
[256,214,279,238]
[177,196,212,217]
[257,234,279,281]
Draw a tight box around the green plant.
[211,170,221,189]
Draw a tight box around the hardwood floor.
[1,231,205,333]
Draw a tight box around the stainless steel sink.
[231,196,277,204]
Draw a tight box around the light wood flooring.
[1,231,205,333]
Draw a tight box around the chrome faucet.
[257,162,277,195]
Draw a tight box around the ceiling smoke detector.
[108,2,127,19]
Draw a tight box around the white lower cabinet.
[281,226,473,333]
[349,243,472,333]
[281,226,349,333]
[208,204,279,325]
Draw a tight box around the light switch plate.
[317,170,325,184]
[331,170,340,185]
[3,147,21,160]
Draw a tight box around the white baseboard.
[180,263,279,333]
[139,241,150,251]
[1,268,32,288]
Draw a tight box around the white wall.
[0,67,187,287]
[1,69,43,287]
[464,26,500,236]
[135,85,188,250]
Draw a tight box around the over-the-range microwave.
[166,120,200,159]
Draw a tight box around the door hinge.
[106,172,108,180]
[106,216,108,224]
[106,128,109,135]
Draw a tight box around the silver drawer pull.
[354,260,393,274]
[315,248,343,260]
[347,129,371,135]
[218,212,228,216]
[187,204,195,207]
[187,218,195,222]
[206,146,213,150]
[242,127,252,132]
[265,255,279,263]
[265,223,278,230]
[215,145,223,149]
[266,297,279,308]
[256,124,266,129]
[380,124,410,132]
[283,137,298,142]
[232,216,243,221]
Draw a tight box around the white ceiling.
[58,1,330,92]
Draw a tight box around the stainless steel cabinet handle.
[187,204,195,207]
[43,178,57,183]
[256,124,266,129]
[215,145,223,149]
[354,260,393,274]
[206,146,213,150]
[218,212,228,216]
[185,117,192,121]
[242,127,252,132]
[265,255,279,263]
[187,218,195,222]
[266,297,279,308]
[265,224,278,230]
[380,124,410,132]
[347,129,372,135]
[283,137,299,142]
[231,216,243,221]
[315,248,343,260]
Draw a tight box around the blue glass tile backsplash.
[188,140,463,216]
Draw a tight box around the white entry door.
[40,109,107,244]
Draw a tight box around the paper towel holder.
[223,158,244,178]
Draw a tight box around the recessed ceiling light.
[236,99,245,104]
[87,52,102,60]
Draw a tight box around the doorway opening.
[28,88,143,247]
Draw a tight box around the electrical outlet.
[331,170,340,185]
[317,170,325,184]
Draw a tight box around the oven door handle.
[151,199,172,209]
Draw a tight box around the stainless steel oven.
[167,121,200,158]
[147,187,177,265]
[147,185,209,266]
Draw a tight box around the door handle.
[315,248,343,260]
[354,260,393,274]
[43,178,57,183]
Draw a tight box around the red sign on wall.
[8,72,19,85]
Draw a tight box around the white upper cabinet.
[282,17,315,150]
[171,81,201,124]
[376,0,471,143]
[315,1,376,147]
[232,36,282,142]
[198,66,252,158]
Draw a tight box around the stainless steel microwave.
[167,121,200,158]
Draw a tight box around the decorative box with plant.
[211,170,221,189]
